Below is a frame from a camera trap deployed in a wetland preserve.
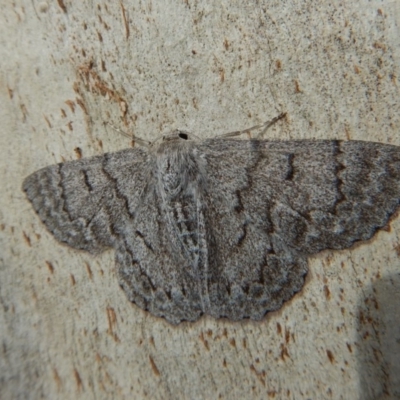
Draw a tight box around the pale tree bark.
[1,1,400,399]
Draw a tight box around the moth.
[23,116,400,324]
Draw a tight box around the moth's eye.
[162,136,166,141]
[179,133,188,140]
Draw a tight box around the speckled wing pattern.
[23,148,151,253]
[23,136,400,324]
[199,139,400,321]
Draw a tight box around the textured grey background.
[1,1,400,399]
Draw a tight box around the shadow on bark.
[357,272,400,399]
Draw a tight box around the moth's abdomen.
[168,198,202,255]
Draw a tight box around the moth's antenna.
[218,112,286,139]
[105,122,152,147]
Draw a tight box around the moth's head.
[161,130,191,142]
[151,130,199,153]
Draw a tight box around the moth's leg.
[218,112,286,139]
[104,121,152,147]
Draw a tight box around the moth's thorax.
[152,131,203,198]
